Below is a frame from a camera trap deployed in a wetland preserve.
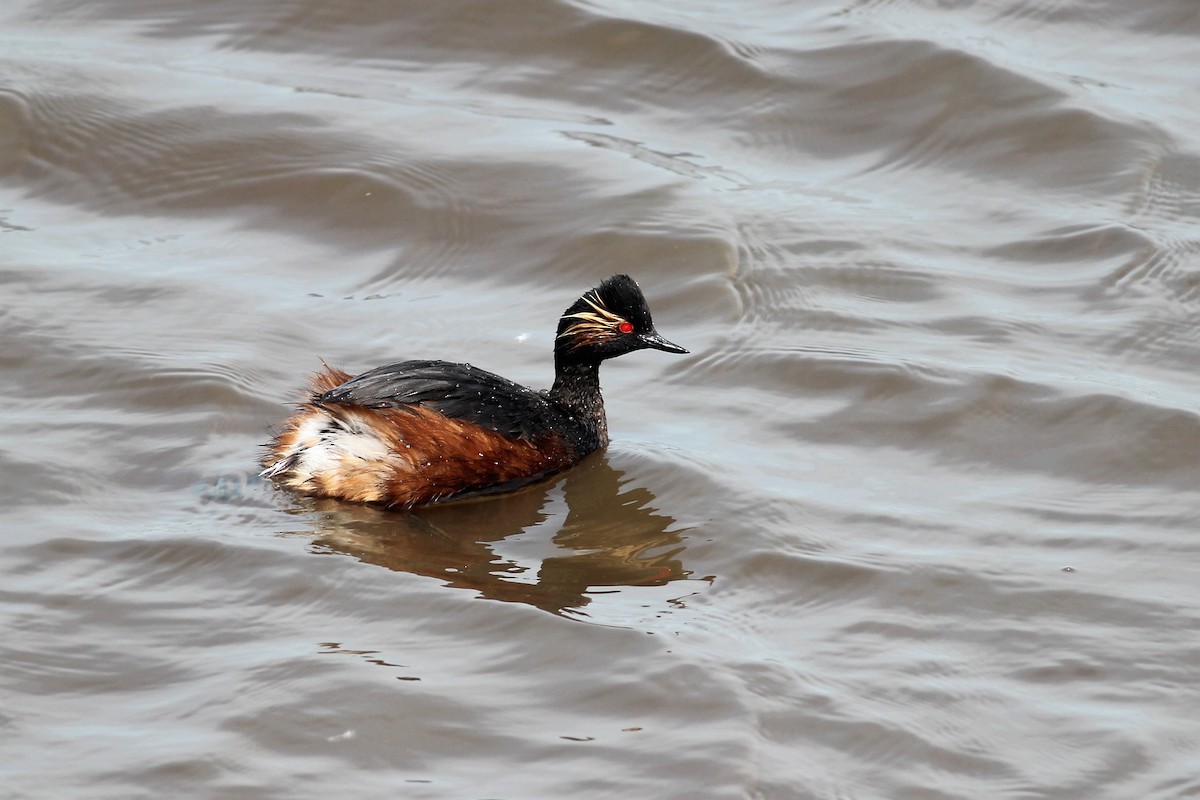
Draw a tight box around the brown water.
[3,1,1200,798]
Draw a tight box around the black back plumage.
[313,275,682,458]
[317,359,575,444]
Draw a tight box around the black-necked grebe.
[261,274,687,507]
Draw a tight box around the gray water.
[3,1,1200,798]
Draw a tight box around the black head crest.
[574,274,651,324]
[555,274,686,362]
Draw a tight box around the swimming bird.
[261,274,687,507]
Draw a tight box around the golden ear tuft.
[557,300,631,350]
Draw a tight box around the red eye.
[618,321,634,334]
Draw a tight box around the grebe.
[261,274,687,507]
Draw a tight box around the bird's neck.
[548,359,608,449]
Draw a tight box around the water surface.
[3,1,1200,798]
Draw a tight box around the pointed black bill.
[640,330,689,354]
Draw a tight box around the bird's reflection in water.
[291,453,691,616]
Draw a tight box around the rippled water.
[4,1,1200,798]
